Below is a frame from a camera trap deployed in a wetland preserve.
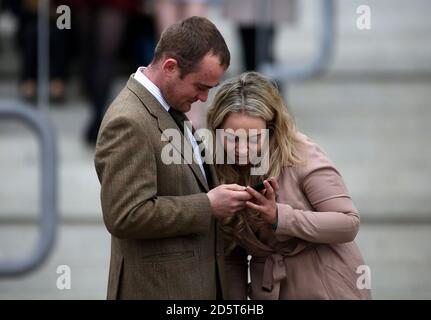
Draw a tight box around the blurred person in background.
[153,0,208,38]
[76,0,154,145]
[223,0,297,72]
[207,72,372,300]
[4,0,75,103]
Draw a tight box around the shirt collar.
[133,67,171,112]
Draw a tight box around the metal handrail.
[0,0,55,276]
[258,0,335,81]
[0,102,58,276]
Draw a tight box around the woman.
[206,72,372,300]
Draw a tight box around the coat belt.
[261,253,287,292]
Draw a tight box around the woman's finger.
[268,177,279,192]
[245,200,263,213]
[263,180,275,199]
[246,186,266,203]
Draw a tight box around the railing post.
[0,102,58,276]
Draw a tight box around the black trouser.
[239,25,275,71]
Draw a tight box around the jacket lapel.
[126,75,210,191]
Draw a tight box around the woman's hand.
[245,178,279,225]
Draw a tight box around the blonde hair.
[206,71,303,252]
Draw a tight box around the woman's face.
[220,112,267,165]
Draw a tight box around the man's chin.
[170,105,190,113]
[182,103,193,113]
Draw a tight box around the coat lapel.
[126,75,210,191]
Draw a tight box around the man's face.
[163,53,226,113]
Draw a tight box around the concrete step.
[285,79,431,219]
[0,223,109,299]
[0,222,430,299]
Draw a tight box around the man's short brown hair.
[153,16,230,78]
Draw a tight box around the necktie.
[168,108,212,187]
[168,108,188,135]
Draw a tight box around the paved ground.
[1,223,430,299]
[1,0,431,299]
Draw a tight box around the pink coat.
[224,133,372,299]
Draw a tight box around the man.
[95,16,251,299]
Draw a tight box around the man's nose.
[198,90,209,102]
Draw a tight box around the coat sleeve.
[224,245,249,299]
[95,114,213,240]
[274,137,360,244]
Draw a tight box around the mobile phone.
[251,180,272,192]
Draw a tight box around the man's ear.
[162,58,179,76]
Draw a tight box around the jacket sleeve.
[224,245,249,299]
[95,114,213,240]
[274,137,360,244]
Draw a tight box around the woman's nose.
[236,142,248,155]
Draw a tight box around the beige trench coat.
[225,133,372,299]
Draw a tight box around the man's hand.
[207,184,252,219]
